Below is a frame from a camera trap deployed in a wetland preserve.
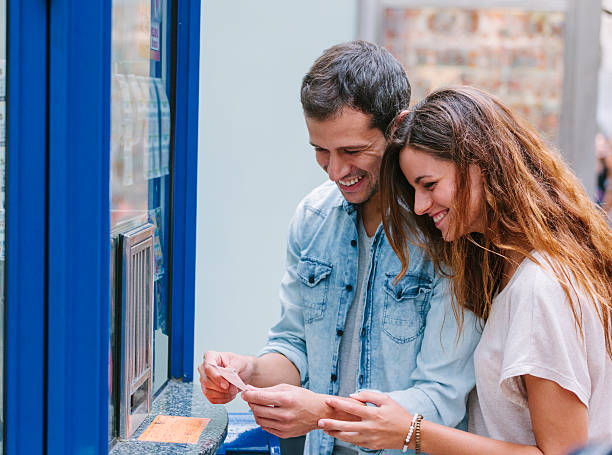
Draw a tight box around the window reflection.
[109,0,171,444]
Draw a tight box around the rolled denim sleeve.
[387,276,481,427]
[258,205,310,386]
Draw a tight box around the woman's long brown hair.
[380,86,612,357]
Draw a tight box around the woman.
[317,86,612,454]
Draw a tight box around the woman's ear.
[389,109,411,139]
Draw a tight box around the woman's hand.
[318,390,413,451]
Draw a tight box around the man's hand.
[241,384,364,439]
[198,351,255,404]
[241,384,327,438]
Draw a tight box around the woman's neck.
[499,249,527,291]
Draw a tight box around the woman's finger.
[325,397,374,419]
[349,390,389,406]
[318,418,364,432]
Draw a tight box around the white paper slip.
[209,363,248,391]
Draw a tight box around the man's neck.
[360,193,381,238]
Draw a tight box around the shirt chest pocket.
[296,257,332,323]
[383,272,431,343]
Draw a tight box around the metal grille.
[119,223,155,438]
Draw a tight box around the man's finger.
[251,415,286,432]
[202,363,231,391]
[202,389,236,402]
[260,426,281,436]
[248,402,285,421]
[325,397,374,419]
[206,395,234,405]
[201,377,229,394]
[241,390,283,407]
[197,363,206,378]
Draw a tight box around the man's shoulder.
[287,181,347,246]
[297,180,345,218]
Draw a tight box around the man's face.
[306,108,386,205]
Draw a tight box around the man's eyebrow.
[414,175,432,184]
[341,144,369,150]
[309,143,371,150]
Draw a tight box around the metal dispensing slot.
[118,223,155,438]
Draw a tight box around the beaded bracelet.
[401,414,420,453]
[415,414,424,455]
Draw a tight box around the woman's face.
[399,146,485,241]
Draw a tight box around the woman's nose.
[413,190,431,216]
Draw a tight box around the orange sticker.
[138,415,211,444]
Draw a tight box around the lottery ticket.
[208,363,248,391]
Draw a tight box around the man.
[199,41,480,455]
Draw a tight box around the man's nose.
[413,190,431,216]
[327,152,349,181]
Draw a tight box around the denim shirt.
[260,181,481,455]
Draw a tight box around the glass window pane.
[109,0,171,443]
[382,7,565,141]
[0,0,6,450]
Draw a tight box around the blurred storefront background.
[382,8,565,142]
[359,0,602,196]
[599,0,612,137]
[597,0,612,217]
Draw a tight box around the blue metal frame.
[46,0,111,453]
[5,0,199,450]
[5,1,48,453]
[170,0,201,382]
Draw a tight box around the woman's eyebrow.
[414,175,432,184]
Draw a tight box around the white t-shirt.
[468,252,612,444]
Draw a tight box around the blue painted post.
[46,0,111,453]
[5,0,48,453]
[170,0,201,382]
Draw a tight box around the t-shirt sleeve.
[498,265,591,408]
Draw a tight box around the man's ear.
[389,109,410,139]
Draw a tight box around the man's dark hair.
[300,40,411,136]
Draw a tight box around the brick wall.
[383,8,565,142]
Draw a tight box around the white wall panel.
[195,1,357,411]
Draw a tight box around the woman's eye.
[423,182,436,190]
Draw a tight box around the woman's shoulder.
[502,251,567,302]
[500,251,597,325]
